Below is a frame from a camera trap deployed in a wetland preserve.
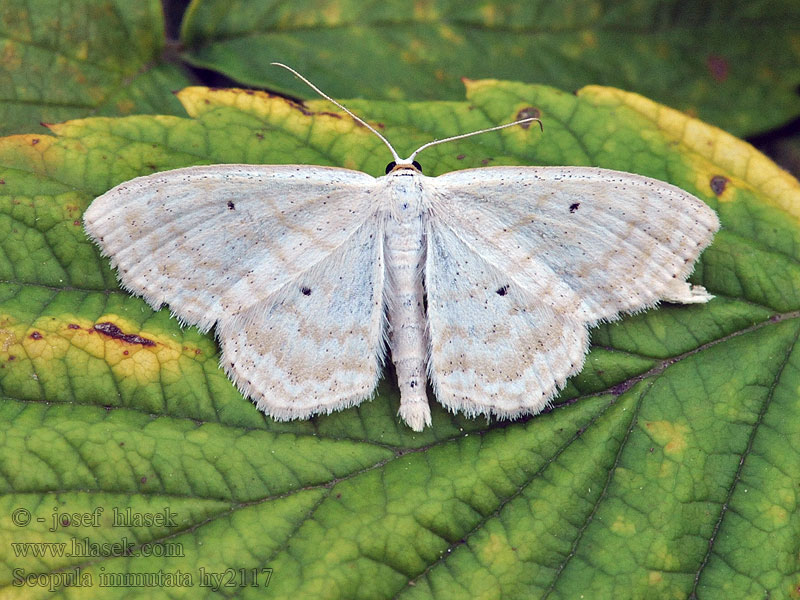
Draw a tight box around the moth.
[84,65,719,431]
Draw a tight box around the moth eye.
[412,160,422,173]
[385,161,397,174]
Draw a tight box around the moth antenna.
[271,62,402,164]
[407,117,543,163]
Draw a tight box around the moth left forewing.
[428,166,719,325]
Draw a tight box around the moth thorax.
[388,178,424,218]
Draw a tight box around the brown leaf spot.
[67,323,80,329]
[0,179,5,184]
[29,331,42,340]
[94,322,156,347]
[611,380,636,395]
[31,138,39,146]
[456,154,465,160]
[706,55,728,83]
[710,175,729,195]
[516,107,541,129]
[73,220,81,226]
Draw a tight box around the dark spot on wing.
[94,322,156,346]
[227,200,236,210]
[301,286,312,296]
[569,202,580,213]
[496,285,509,296]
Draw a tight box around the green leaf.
[179,0,800,137]
[1,81,799,598]
[0,0,190,136]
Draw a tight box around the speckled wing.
[424,166,719,419]
[84,164,380,332]
[425,222,588,419]
[216,215,387,420]
[84,164,388,417]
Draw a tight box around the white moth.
[84,65,719,432]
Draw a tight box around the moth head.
[385,160,423,174]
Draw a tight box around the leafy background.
[1,0,799,598]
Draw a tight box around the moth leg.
[661,279,714,304]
